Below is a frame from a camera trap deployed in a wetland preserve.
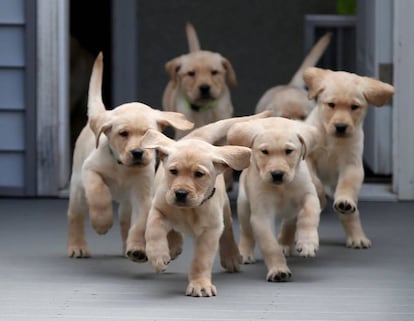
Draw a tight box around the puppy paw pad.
[126,249,148,262]
[334,200,356,214]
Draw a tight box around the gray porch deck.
[0,197,413,321]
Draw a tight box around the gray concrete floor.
[0,197,413,321]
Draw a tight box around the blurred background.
[1,0,413,200]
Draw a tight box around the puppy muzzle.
[199,84,211,99]
[270,170,285,185]
[131,148,144,161]
[333,123,350,137]
[174,189,189,205]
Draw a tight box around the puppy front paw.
[296,231,319,257]
[346,235,372,249]
[240,249,256,264]
[68,243,90,258]
[90,209,113,235]
[147,244,170,272]
[239,245,256,264]
[266,266,292,282]
[334,198,357,214]
[186,280,217,297]
[149,255,171,272]
[296,241,319,257]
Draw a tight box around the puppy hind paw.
[220,254,241,273]
[266,267,292,282]
[169,244,183,261]
[280,244,294,257]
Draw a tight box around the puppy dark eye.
[261,149,269,155]
[119,130,129,137]
[187,71,195,77]
[169,169,178,175]
[351,104,359,110]
[328,102,335,108]
[285,149,293,155]
[194,171,205,178]
[211,70,218,75]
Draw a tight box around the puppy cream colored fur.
[67,53,193,259]
[228,117,320,282]
[256,33,331,120]
[304,67,394,248]
[141,113,269,297]
[162,22,237,138]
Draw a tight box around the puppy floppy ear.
[296,123,320,159]
[89,113,111,148]
[212,145,251,174]
[227,121,260,148]
[141,129,175,160]
[154,110,194,132]
[222,57,237,87]
[362,77,394,107]
[165,57,182,83]
[303,67,328,100]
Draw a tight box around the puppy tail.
[289,32,332,89]
[87,52,106,118]
[183,111,271,144]
[186,22,201,52]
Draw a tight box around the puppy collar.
[109,147,123,165]
[200,187,216,205]
[185,98,218,112]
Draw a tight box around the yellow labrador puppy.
[303,67,394,248]
[255,32,331,120]
[228,117,320,282]
[140,112,269,297]
[162,22,237,139]
[67,53,193,259]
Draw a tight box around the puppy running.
[303,67,394,248]
[141,112,270,297]
[255,32,331,120]
[162,22,237,139]
[67,53,193,259]
[228,117,320,282]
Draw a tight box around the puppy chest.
[253,189,301,221]
[168,209,223,236]
[314,152,340,187]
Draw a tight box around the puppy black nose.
[130,149,144,160]
[199,84,210,95]
[271,171,285,183]
[335,123,348,134]
[175,189,189,202]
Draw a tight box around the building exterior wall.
[0,0,36,196]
